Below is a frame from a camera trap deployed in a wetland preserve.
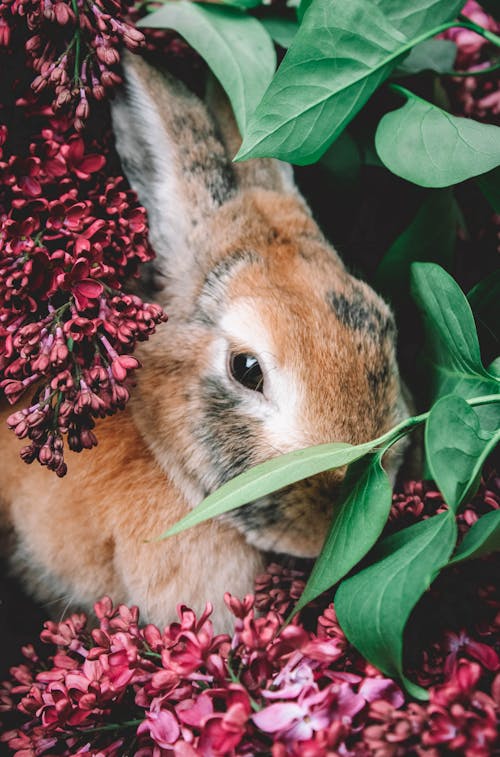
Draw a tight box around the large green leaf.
[375,190,459,301]
[371,0,463,37]
[411,264,500,405]
[449,510,500,565]
[425,395,500,511]
[138,2,275,133]
[375,89,500,187]
[157,439,384,539]
[394,38,457,75]
[293,453,393,615]
[335,512,457,698]
[235,0,464,164]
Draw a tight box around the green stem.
[373,393,500,452]
[76,718,142,735]
[227,652,260,712]
[441,60,500,78]
[363,17,500,79]
[388,81,429,102]
[71,0,82,84]
[457,15,500,47]
[386,17,500,85]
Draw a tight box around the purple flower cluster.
[0,0,144,127]
[1,475,499,756]
[0,8,167,474]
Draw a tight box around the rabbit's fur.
[0,53,410,630]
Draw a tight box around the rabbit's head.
[111,53,409,558]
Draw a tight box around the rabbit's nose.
[299,468,348,512]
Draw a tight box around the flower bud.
[54,2,74,25]
[55,461,68,477]
[96,45,120,66]
[20,444,38,464]
[31,75,48,94]
[75,97,89,120]
[111,354,140,382]
[38,443,54,465]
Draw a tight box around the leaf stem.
[457,15,500,47]
[71,0,82,85]
[75,718,142,735]
[441,60,500,78]
[373,393,500,452]
[387,82,428,102]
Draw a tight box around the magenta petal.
[359,677,405,708]
[467,639,500,671]
[252,702,302,733]
[70,258,90,280]
[20,176,42,197]
[336,683,366,718]
[74,279,103,298]
[148,708,180,748]
[177,693,213,727]
[79,154,106,174]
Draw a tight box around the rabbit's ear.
[111,52,236,283]
[205,77,297,195]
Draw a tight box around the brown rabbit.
[0,52,410,630]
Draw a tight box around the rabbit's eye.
[229,353,264,393]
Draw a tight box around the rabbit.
[0,51,410,632]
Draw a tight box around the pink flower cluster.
[0,0,144,126]
[442,0,500,119]
[1,475,499,756]
[0,16,167,474]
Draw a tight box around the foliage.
[137,1,275,133]
[137,0,500,696]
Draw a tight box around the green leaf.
[476,166,500,213]
[450,510,500,565]
[235,0,464,164]
[335,512,457,698]
[394,38,457,75]
[260,16,298,48]
[138,2,276,133]
[411,263,500,403]
[468,270,500,348]
[297,0,313,22]
[373,0,463,37]
[425,395,500,511]
[157,439,383,539]
[293,453,392,614]
[374,190,459,301]
[375,88,500,187]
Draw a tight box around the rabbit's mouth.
[225,483,338,558]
